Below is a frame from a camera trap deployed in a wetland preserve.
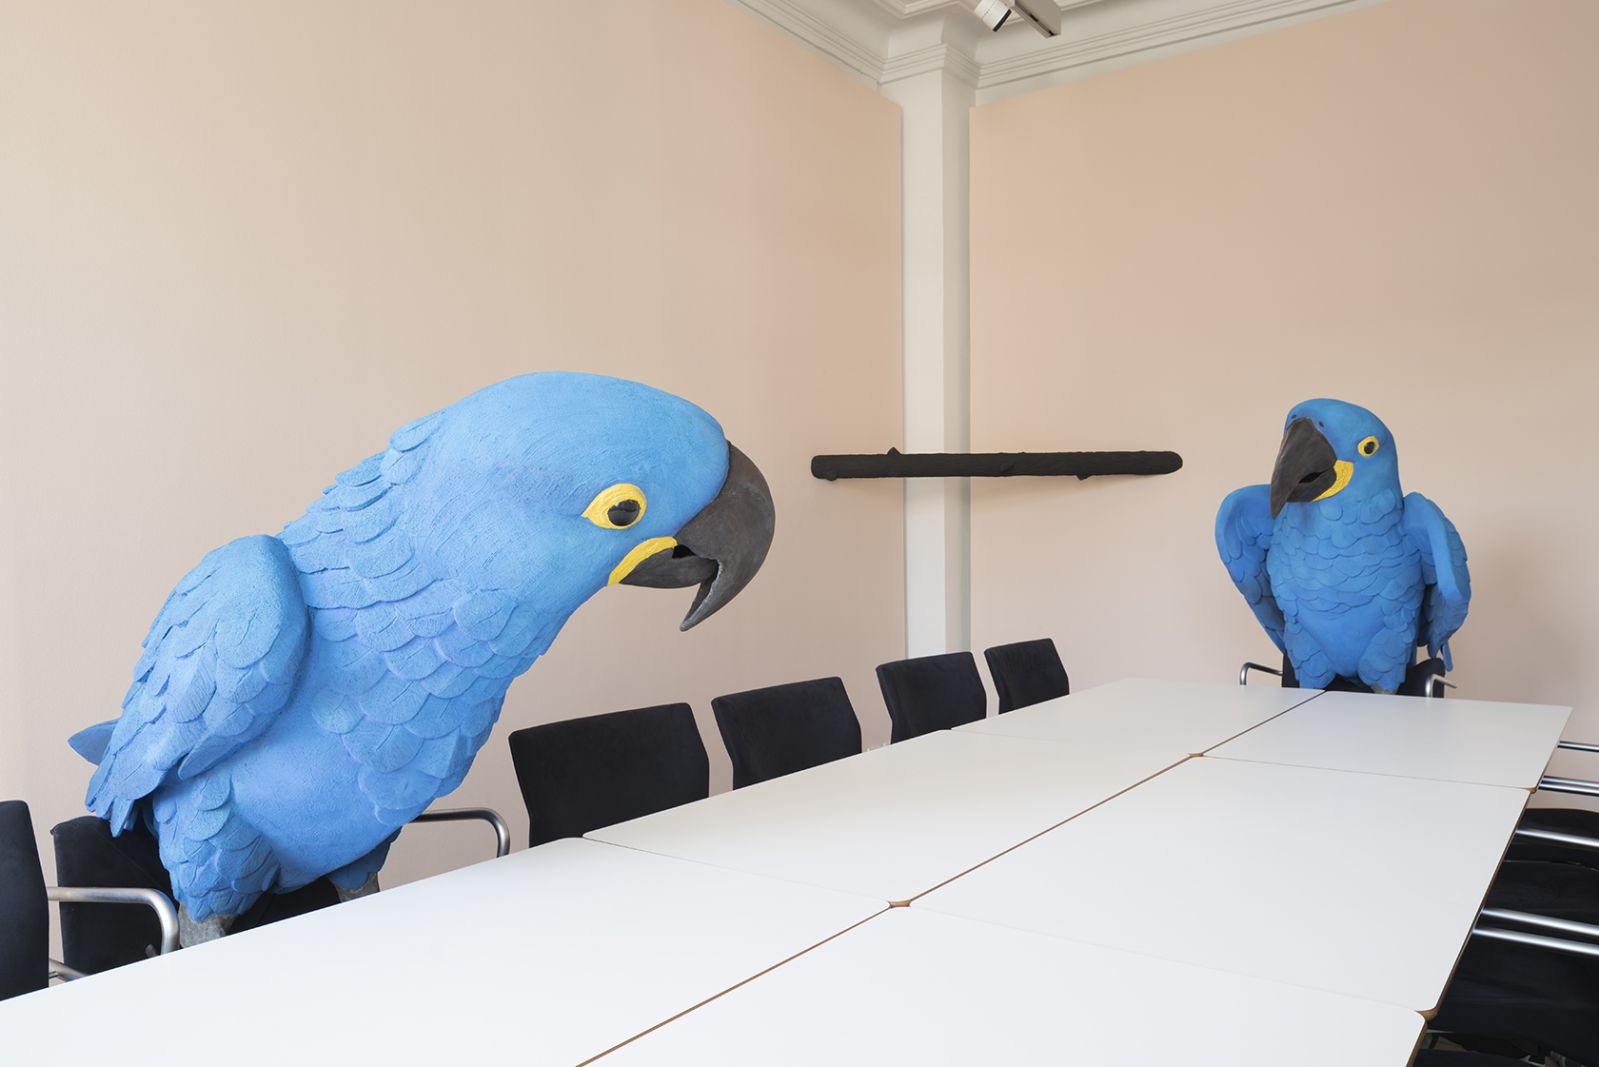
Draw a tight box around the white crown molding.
[730,0,890,85]
[871,0,972,16]
[881,42,983,86]
[726,0,1380,102]
[975,0,1373,100]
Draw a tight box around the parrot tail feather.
[67,720,117,765]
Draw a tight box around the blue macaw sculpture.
[68,373,774,939]
[1216,398,1469,693]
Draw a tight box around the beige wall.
[970,0,1599,766]
[0,0,904,891]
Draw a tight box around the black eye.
[1359,436,1380,456]
[607,499,642,527]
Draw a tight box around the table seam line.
[1198,751,1540,793]
[580,836,892,907]
[574,905,892,1066]
[904,753,1193,904]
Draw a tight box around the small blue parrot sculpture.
[68,373,774,937]
[1215,398,1469,693]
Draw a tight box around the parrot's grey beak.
[1269,417,1339,518]
[620,443,775,630]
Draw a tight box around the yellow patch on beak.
[1313,460,1354,502]
[609,537,678,586]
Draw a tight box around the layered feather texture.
[1216,399,1470,693]
[75,373,734,919]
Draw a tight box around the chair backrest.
[1398,658,1447,698]
[509,702,710,847]
[712,678,862,789]
[0,800,49,1001]
[876,652,988,743]
[53,816,173,974]
[1279,655,1449,697]
[53,815,337,968]
[983,638,1070,714]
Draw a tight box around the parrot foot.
[1370,685,1395,696]
[334,873,381,903]
[177,906,234,948]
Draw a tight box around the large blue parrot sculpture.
[1215,398,1469,693]
[68,372,774,935]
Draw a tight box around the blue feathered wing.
[79,535,309,834]
[1216,484,1285,652]
[1402,492,1470,669]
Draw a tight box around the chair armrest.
[1537,775,1599,798]
[1238,662,1282,687]
[411,807,511,858]
[46,885,179,959]
[1474,908,1599,959]
[1480,907,1599,942]
[1514,827,1599,854]
[1473,925,1599,959]
[48,959,85,982]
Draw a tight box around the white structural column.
[880,30,977,657]
[726,0,1375,659]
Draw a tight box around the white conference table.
[598,908,1426,1066]
[958,676,1319,758]
[5,677,1569,1065]
[589,726,1181,902]
[1209,688,1572,788]
[916,754,1532,1012]
[0,838,882,1067]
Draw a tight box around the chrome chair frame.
[45,884,179,982]
[1237,660,1452,696]
[410,806,511,859]
[1468,809,1599,960]
[38,807,506,983]
[1237,662,1281,686]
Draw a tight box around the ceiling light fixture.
[972,0,1060,38]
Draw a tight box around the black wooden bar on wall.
[810,448,1183,481]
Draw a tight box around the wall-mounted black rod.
[811,449,1183,481]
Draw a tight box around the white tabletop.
[589,728,1182,903]
[0,839,882,1066]
[958,677,1320,758]
[1208,688,1572,789]
[596,908,1425,1066]
[916,755,1529,1012]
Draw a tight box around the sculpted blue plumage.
[1216,398,1470,692]
[72,373,761,921]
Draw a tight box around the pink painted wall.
[970,0,1599,774]
[0,0,904,894]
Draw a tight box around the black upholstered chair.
[52,816,331,974]
[1431,859,1599,1062]
[509,702,709,847]
[983,638,1069,714]
[1503,741,1599,872]
[712,678,862,789]
[876,652,987,743]
[52,805,508,974]
[1241,653,1448,697]
[1505,807,1599,871]
[3,801,178,997]
[1413,1052,1537,1066]
[1,801,50,1000]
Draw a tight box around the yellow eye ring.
[1358,436,1380,457]
[583,483,647,529]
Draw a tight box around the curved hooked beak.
[618,443,775,630]
[1269,417,1341,518]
